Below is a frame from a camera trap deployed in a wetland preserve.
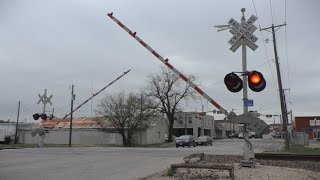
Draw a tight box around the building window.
[158,132,161,139]
[188,117,192,124]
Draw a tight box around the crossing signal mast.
[107,12,227,115]
[215,8,270,168]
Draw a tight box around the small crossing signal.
[33,113,51,120]
[33,113,40,120]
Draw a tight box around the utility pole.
[261,23,290,150]
[185,113,187,135]
[140,94,143,145]
[201,104,204,136]
[14,101,21,144]
[69,85,75,147]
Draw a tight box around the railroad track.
[255,153,320,161]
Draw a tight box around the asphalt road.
[0,139,283,180]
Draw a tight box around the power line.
[284,0,292,111]
[202,81,223,89]
[285,0,287,22]
[269,0,274,24]
[20,102,34,114]
[251,0,277,93]
[7,111,16,122]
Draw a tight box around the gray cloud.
[0,0,319,123]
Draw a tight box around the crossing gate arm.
[107,12,227,114]
[63,69,131,119]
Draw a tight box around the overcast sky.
[0,0,319,124]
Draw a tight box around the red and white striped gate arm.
[63,69,131,119]
[107,12,227,114]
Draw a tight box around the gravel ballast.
[143,155,320,180]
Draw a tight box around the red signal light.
[248,71,266,92]
[250,74,261,84]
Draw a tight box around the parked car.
[271,132,282,139]
[238,132,254,139]
[250,132,263,139]
[175,135,196,148]
[228,133,239,138]
[248,132,255,139]
[195,136,213,146]
[238,132,243,139]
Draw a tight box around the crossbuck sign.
[228,15,259,52]
[37,89,53,106]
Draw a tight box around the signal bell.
[224,73,243,93]
[248,71,266,92]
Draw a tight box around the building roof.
[34,117,107,129]
[34,115,166,129]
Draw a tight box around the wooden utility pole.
[69,85,74,147]
[14,101,21,144]
[261,23,290,150]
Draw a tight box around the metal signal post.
[216,8,259,168]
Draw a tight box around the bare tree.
[146,66,197,142]
[96,91,157,147]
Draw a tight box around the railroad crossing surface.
[0,139,283,180]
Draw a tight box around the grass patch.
[287,147,320,155]
[166,167,173,176]
[276,146,320,155]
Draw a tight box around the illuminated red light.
[250,74,261,84]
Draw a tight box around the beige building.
[18,116,168,145]
[172,111,239,139]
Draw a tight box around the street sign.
[227,15,259,52]
[244,99,253,106]
[230,25,257,35]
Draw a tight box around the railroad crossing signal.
[248,71,266,92]
[228,15,259,52]
[32,113,53,120]
[224,71,266,93]
[33,113,40,120]
[37,89,53,105]
[224,72,243,92]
